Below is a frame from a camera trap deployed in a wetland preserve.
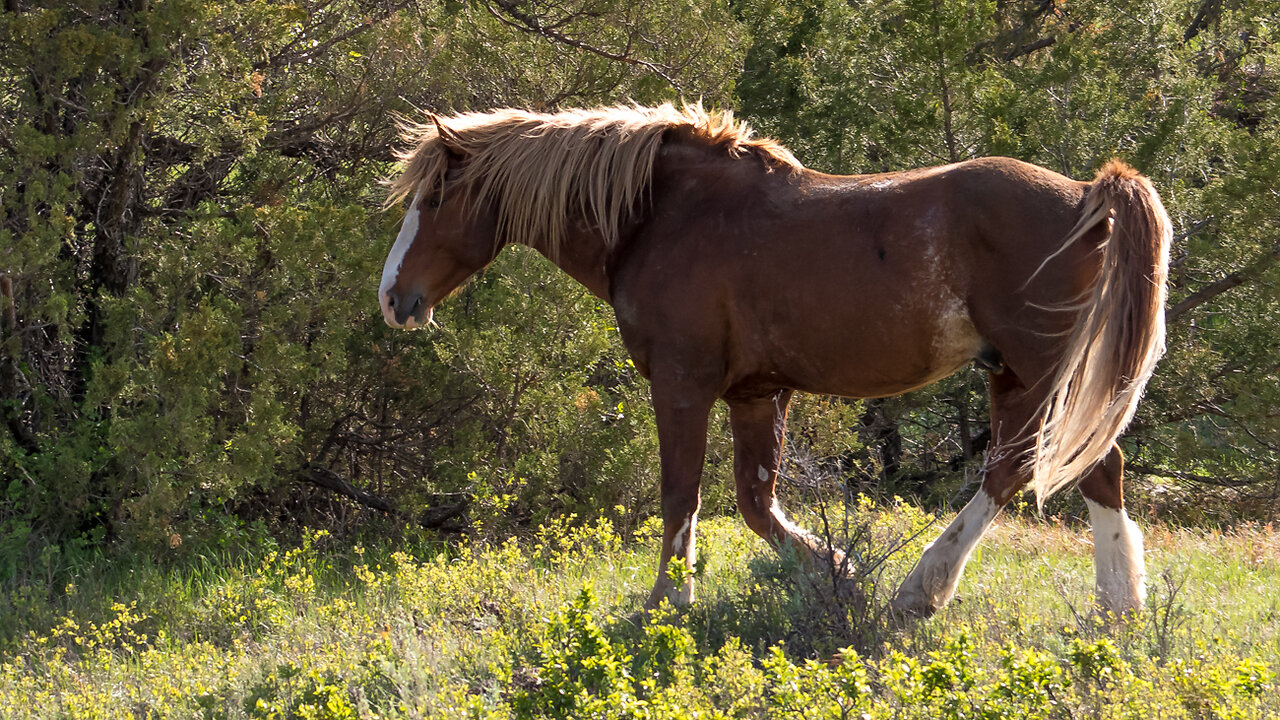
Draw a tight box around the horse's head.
[379,125,499,329]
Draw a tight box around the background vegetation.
[4,0,1278,560]
[1,0,1278,647]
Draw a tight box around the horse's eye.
[427,195,442,209]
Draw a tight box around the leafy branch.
[484,0,682,91]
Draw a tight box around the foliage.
[5,4,1279,715]
[0,511,1277,718]
[0,0,741,564]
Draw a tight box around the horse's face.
[379,181,499,329]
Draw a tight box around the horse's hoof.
[890,592,939,619]
[1091,604,1142,626]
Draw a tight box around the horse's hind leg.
[644,384,715,611]
[727,392,834,565]
[1078,445,1146,615]
[892,371,1036,617]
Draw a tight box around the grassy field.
[1,503,1277,719]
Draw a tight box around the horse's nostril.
[391,290,425,326]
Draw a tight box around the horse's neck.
[528,223,615,302]
[524,140,739,303]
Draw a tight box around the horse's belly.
[757,297,985,399]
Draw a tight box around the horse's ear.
[430,113,466,162]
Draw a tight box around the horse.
[378,103,1171,618]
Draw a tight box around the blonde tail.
[1028,160,1172,504]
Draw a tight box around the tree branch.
[1127,463,1255,488]
[485,0,681,90]
[929,0,959,163]
[301,463,397,513]
[253,0,417,70]
[299,463,470,530]
[1003,36,1055,62]
[1166,241,1280,325]
[1183,0,1223,43]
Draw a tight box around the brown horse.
[379,104,1170,618]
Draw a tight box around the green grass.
[1,506,1277,719]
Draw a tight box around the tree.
[0,0,744,566]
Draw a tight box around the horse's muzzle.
[381,288,431,329]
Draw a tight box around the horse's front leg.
[643,383,715,610]
[728,392,839,567]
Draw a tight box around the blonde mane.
[386,103,801,253]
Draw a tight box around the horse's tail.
[1027,160,1172,505]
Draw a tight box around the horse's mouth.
[399,305,434,330]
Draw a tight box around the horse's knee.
[735,490,775,540]
[661,477,699,509]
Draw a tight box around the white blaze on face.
[379,191,423,328]
[1085,498,1146,615]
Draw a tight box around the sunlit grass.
[1,506,1277,718]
